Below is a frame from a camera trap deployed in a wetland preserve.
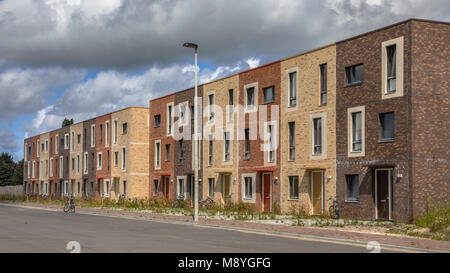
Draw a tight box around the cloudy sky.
[0,0,448,160]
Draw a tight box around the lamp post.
[183,42,199,222]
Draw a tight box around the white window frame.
[122,146,126,170]
[45,139,49,153]
[242,173,256,203]
[55,135,59,154]
[104,179,110,197]
[32,160,35,178]
[166,102,174,136]
[97,152,102,170]
[244,82,258,113]
[155,140,161,170]
[264,121,277,164]
[207,91,215,123]
[50,158,53,177]
[177,176,187,200]
[91,125,95,147]
[105,120,110,147]
[178,101,189,126]
[64,134,69,150]
[286,67,298,110]
[227,89,234,123]
[223,130,232,164]
[347,106,366,157]
[381,36,404,99]
[113,119,118,145]
[77,154,80,174]
[83,152,88,174]
[59,156,63,178]
[310,112,327,159]
[70,131,74,152]
[27,161,31,179]
[37,140,40,157]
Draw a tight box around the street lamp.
[183,42,199,222]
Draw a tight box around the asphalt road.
[0,204,403,253]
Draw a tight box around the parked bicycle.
[199,197,216,210]
[328,196,339,219]
[64,194,76,213]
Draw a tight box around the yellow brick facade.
[111,107,149,199]
[39,132,50,194]
[279,45,337,214]
[201,75,240,203]
[69,122,83,196]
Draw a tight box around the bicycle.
[64,194,76,213]
[328,196,339,219]
[199,197,216,210]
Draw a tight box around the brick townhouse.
[279,44,337,215]
[82,117,97,198]
[69,122,83,197]
[23,18,448,222]
[48,129,59,196]
[149,93,177,200]
[237,61,282,212]
[202,74,239,205]
[173,87,203,202]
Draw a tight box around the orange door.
[164,176,170,199]
[263,173,271,212]
[312,172,323,214]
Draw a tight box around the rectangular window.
[244,128,250,160]
[379,112,394,141]
[122,123,128,135]
[320,63,327,105]
[165,144,170,161]
[177,178,185,198]
[77,154,80,173]
[72,158,75,170]
[288,71,297,107]
[114,120,118,144]
[289,176,299,199]
[263,86,274,104]
[45,139,48,153]
[244,177,253,199]
[122,147,126,170]
[105,121,109,146]
[167,105,173,135]
[114,152,118,166]
[246,87,255,110]
[65,134,70,149]
[71,131,74,151]
[179,103,187,125]
[155,141,161,169]
[105,180,110,196]
[84,152,88,174]
[91,126,95,147]
[50,158,53,177]
[100,124,103,144]
[289,122,295,160]
[268,124,275,162]
[208,135,213,166]
[97,153,102,170]
[107,151,110,170]
[228,89,234,122]
[191,106,195,120]
[346,175,359,202]
[59,156,63,178]
[313,118,322,155]
[345,64,363,85]
[55,135,59,154]
[352,112,362,151]
[178,140,183,165]
[153,180,158,196]
[386,44,396,93]
[154,115,161,127]
[208,93,214,121]
[123,181,127,195]
[224,132,230,162]
[77,134,81,145]
[37,140,40,156]
[208,178,215,197]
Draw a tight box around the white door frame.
[374,168,393,220]
[261,172,273,212]
[310,170,324,215]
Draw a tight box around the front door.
[262,173,271,212]
[164,176,170,199]
[312,171,323,214]
[376,169,392,220]
[223,174,231,203]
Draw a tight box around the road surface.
[0,204,407,253]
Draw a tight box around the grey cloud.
[0,129,18,155]
[0,0,448,70]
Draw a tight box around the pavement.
[0,202,447,253]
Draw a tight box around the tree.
[11,159,23,185]
[62,118,74,127]
[0,152,16,186]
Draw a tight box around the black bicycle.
[64,195,76,213]
[328,196,339,219]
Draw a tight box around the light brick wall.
[69,122,83,195]
[202,75,240,203]
[280,45,337,213]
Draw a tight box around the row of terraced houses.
[23,19,449,222]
